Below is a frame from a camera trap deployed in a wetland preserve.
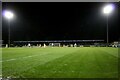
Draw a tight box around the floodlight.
[3,10,15,47]
[3,10,14,19]
[103,4,114,14]
[102,4,115,44]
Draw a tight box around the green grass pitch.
[2,47,118,78]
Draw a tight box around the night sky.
[2,2,119,44]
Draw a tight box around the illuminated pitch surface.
[2,47,118,78]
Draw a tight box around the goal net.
[49,43,60,47]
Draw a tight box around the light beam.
[103,4,114,14]
[3,10,14,20]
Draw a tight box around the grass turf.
[2,47,118,78]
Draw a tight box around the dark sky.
[2,2,119,44]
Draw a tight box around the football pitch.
[2,47,118,78]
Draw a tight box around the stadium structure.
[12,40,105,47]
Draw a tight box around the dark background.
[2,2,119,44]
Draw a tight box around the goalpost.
[49,43,60,47]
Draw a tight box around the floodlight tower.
[103,4,114,44]
[3,10,14,47]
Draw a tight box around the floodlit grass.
[2,47,118,78]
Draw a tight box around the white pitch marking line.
[2,52,50,62]
[6,59,16,61]
[2,55,35,62]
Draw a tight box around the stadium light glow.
[3,10,14,20]
[3,10,15,47]
[102,4,115,44]
[103,4,114,14]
